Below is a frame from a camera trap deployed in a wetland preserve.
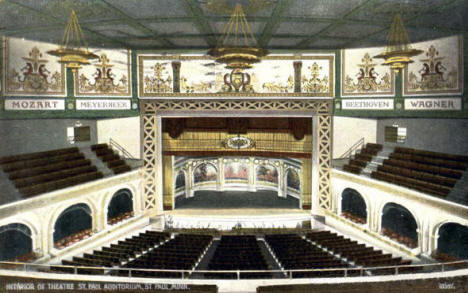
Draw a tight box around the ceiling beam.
[98,0,173,47]
[4,0,128,48]
[296,0,378,48]
[182,0,217,47]
[258,0,293,47]
[342,0,464,48]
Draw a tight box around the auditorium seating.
[264,234,348,278]
[343,143,383,175]
[381,227,417,248]
[54,229,93,250]
[306,230,414,274]
[122,234,213,278]
[206,235,271,279]
[107,211,134,225]
[371,147,466,198]
[52,230,170,274]
[91,144,132,174]
[341,211,366,224]
[0,147,103,198]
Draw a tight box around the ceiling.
[0,0,467,51]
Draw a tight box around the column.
[162,155,174,210]
[293,61,302,93]
[277,163,285,198]
[248,158,256,191]
[186,164,194,198]
[172,61,181,93]
[141,112,160,214]
[217,159,224,191]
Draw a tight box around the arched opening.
[53,203,92,249]
[341,188,367,224]
[0,223,35,261]
[434,223,468,261]
[381,203,418,248]
[193,163,217,185]
[286,169,300,191]
[175,171,186,190]
[107,189,134,225]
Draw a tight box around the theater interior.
[0,1,467,292]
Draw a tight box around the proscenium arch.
[255,163,279,184]
[285,168,301,191]
[381,202,419,244]
[107,188,134,223]
[53,203,92,243]
[140,99,332,213]
[341,188,367,222]
[0,223,33,261]
[175,170,187,190]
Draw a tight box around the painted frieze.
[341,47,394,97]
[403,35,463,96]
[138,54,334,97]
[3,37,65,96]
[75,49,131,97]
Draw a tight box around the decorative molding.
[138,54,334,98]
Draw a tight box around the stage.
[161,208,312,230]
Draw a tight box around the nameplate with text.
[342,99,394,110]
[404,98,461,110]
[76,99,131,110]
[5,99,65,110]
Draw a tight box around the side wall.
[376,118,468,155]
[333,117,377,159]
[97,117,141,159]
[0,119,98,156]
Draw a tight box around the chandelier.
[208,3,268,70]
[374,14,423,72]
[47,10,98,70]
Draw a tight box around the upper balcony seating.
[91,144,131,175]
[343,143,383,175]
[265,234,348,278]
[122,234,213,278]
[371,147,466,198]
[306,230,413,272]
[0,147,103,198]
[52,230,170,275]
[206,235,271,279]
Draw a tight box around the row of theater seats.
[306,231,414,272]
[341,211,366,225]
[206,235,271,279]
[91,144,132,175]
[371,147,467,197]
[122,234,213,278]
[107,211,134,225]
[54,229,93,250]
[0,147,103,198]
[265,234,348,278]
[381,227,417,248]
[52,230,170,275]
[343,143,383,175]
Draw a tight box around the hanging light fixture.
[374,14,423,72]
[47,9,98,71]
[207,3,268,92]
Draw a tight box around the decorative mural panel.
[138,55,334,97]
[3,37,65,96]
[75,49,131,97]
[193,163,217,184]
[175,171,185,189]
[403,35,463,96]
[256,164,278,184]
[224,161,249,181]
[341,47,394,97]
[287,169,300,190]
